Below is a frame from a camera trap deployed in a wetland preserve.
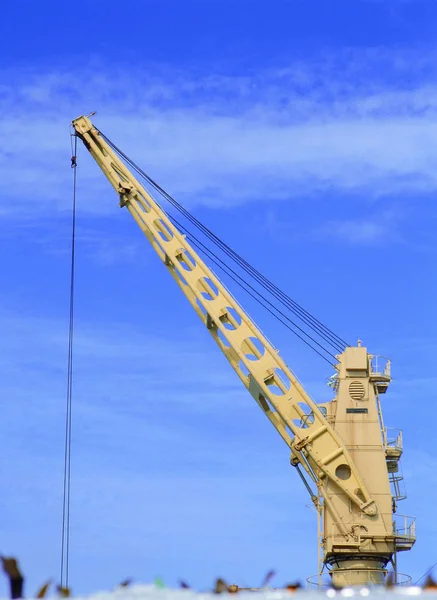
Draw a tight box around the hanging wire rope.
[98,130,348,359]
[60,133,77,588]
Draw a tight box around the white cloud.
[320,209,406,245]
[3,55,437,222]
[328,219,391,244]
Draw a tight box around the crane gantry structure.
[71,115,416,588]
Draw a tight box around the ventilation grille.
[349,380,365,400]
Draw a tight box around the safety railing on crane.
[394,515,416,539]
[324,515,415,547]
[370,355,391,378]
[384,427,403,454]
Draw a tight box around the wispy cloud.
[320,209,406,245]
[3,50,437,221]
[328,218,390,244]
[247,204,407,246]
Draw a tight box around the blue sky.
[2,0,437,595]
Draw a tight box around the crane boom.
[72,115,416,587]
[72,115,375,514]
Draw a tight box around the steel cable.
[61,133,77,589]
[170,215,336,365]
[99,130,348,359]
[102,132,346,352]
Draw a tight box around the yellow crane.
[71,115,416,588]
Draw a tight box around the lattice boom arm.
[72,115,377,516]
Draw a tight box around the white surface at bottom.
[5,584,434,600]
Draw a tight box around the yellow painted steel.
[71,115,415,586]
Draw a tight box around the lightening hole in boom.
[219,307,242,330]
[137,192,152,212]
[197,277,219,300]
[265,368,291,396]
[335,464,351,480]
[175,248,196,271]
[217,329,231,348]
[113,163,129,183]
[196,298,207,316]
[153,218,174,242]
[173,268,188,287]
[297,402,314,428]
[238,360,250,378]
[242,336,265,361]
[152,236,166,258]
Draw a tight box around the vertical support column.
[324,346,395,587]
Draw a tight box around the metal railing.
[324,515,415,545]
[370,355,391,378]
[385,427,403,452]
[394,514,416,540]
